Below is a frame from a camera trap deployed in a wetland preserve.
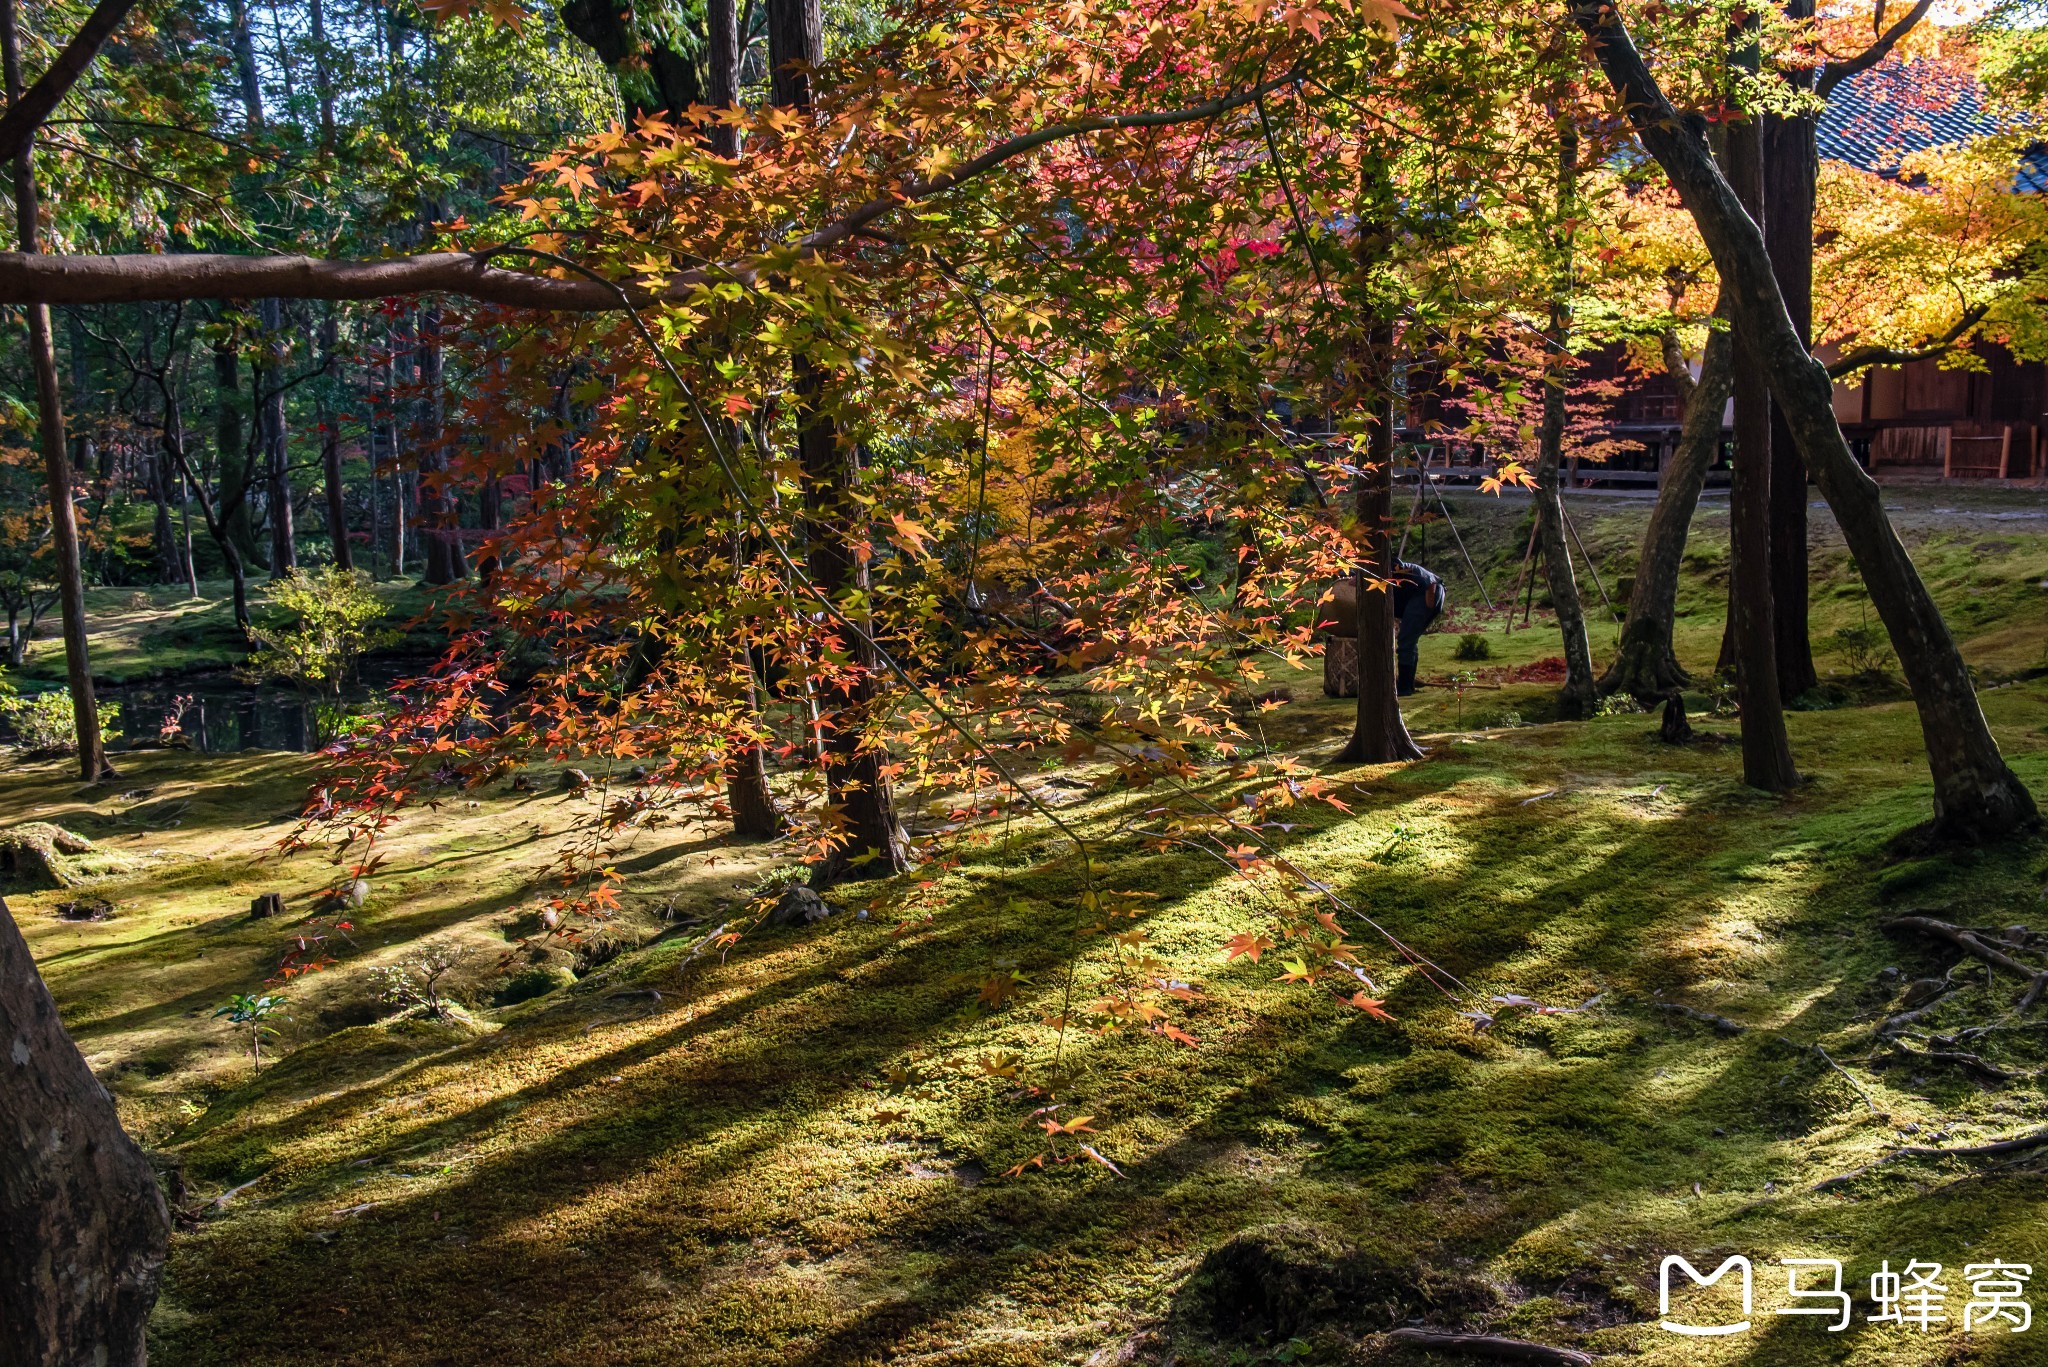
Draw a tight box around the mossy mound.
[1186,1222,1494,1342]
[0,821,96,890]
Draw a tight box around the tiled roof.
[1818,62,2048,192]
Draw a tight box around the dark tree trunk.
[151,447,178,584]
[1764,1,1820,702]
[0,897,169,1367]
[706,0,740,157]
[3,0,102,781]
[258,299,293,579]
[1535,120,1596,721]
[768,0,904,884]
[796,363,909,885]
[766,0,822,111]
[317,313,350,571]
[728,653,783,837]
[1336,345,1422,763]
[1574,0,2037,839]
[1727,112,1799,791]
[417,308,466,585]
[1602,319,1733,699]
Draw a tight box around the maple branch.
[0,0,141,162]
[0,73,1301,310]
[1816,0,1935,97]
[1825,304,1988,377]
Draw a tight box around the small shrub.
[214,992,290,1070]
[1596,693,1645,717]
[241,566,394,699]
[1451,632,1491,661]
[367,948,466,1020]
[1832,621,1891,676]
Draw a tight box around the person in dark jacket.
[1389,560,1445,696]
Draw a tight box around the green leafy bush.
[241,567,394,697]
[0,679,118,751]
[1451,632,1491,661]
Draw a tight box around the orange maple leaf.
[1342,991,1397,1023]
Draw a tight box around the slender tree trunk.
[1537,119,1597,720]
[1764,97,1819,700]
[1337,365,1423,763]
[316,313,350,570]
[307,0,335,146]
[1603,320,1733,699]
[1575,0,2037,839]
[0,898,169,1367]
[260,297,294,578]
[417,308,466,584]
[727,649,783,837]
[1727,111,1799,790]
[3,0,103,780]
[151,444,177,584]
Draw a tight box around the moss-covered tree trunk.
[0,897,169,1366]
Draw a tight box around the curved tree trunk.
[1536,120,1597,721]
[1602,320,1732,700]
[1574,0,2037,840]
[1726,110,1799,791]
[0,897,169,1367]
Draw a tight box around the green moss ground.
[9,484,2048,1365]
[10,577,442,686]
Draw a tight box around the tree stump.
[249,892,285,919]
[1659,693,1693,744]
[0,823,95,891]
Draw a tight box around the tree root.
[1813,1128,2048,1192]
[1883,914,2048,1010]
[1650,1004,1883,1113]
[1384,1328,1594,1366]
[1887,1041,2016,1082]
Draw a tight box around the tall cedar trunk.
[1336,361,1423,762]
[0,896,169,1366]
[704,0,770,827]
[3,0,103,780]
[306,0,335,146]
[1764,101,1819,699]
[260,297,294,578]
[706,0,740,157]
[1602,320,1733,699]
[418,308,466,584]
[1335,152,1420,763]
[1726,112,1799,790]
[1536,121,1597,720]
[316,313,350,570]
[795,362,909,883]
[1763,0,1820,700]
[769,0,907,883]
[1574,0,2037,839]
